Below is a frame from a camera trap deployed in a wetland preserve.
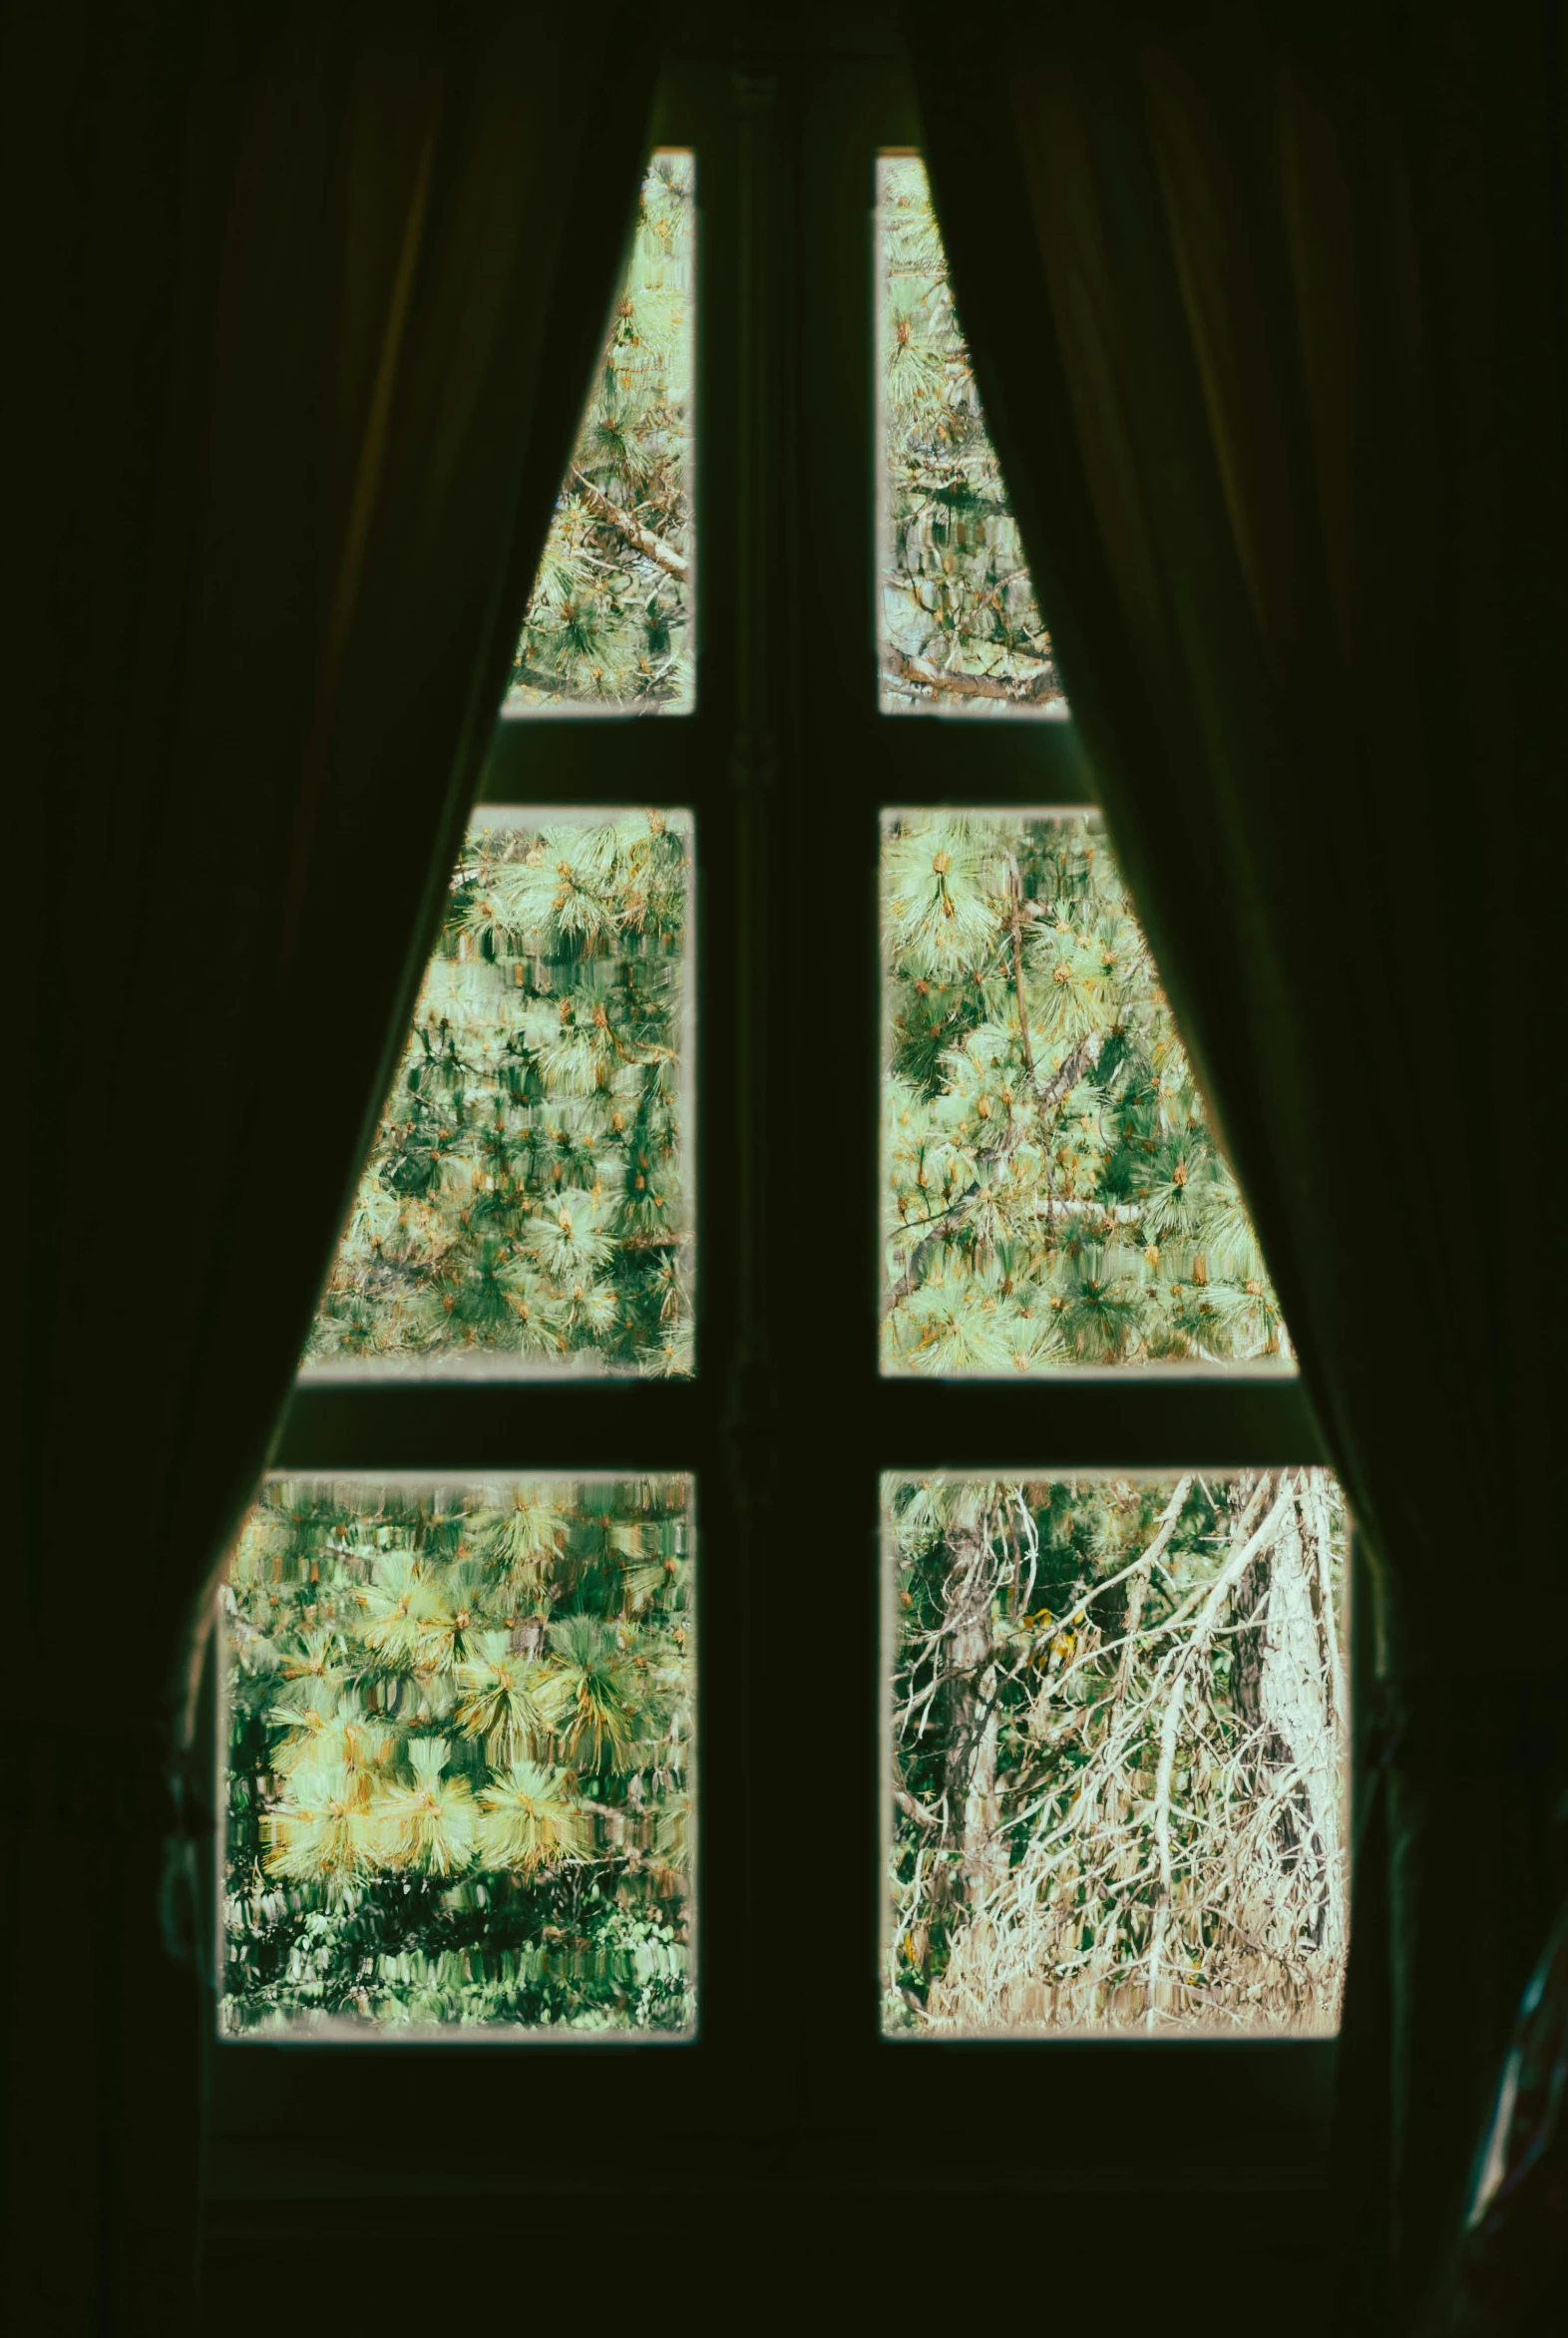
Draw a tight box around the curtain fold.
[2,4,655,2326]
[906,3,1567,2328]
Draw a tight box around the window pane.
[877,155,1065,719]
[221,1473,694,2038]
[306,807,693,1376]
[504,153,695,717]
[886,1469,1349,2036]
[881,809,1290,1372]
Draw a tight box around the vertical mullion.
[696,55,797,2132]
[778,63,889,2127]
[682,58,739,2087]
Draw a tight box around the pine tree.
[883,811,1288,1372]
[504,153,694,714]
[307,808,693,1375]
[222,1473,693,2033]
[879,156,1062,713]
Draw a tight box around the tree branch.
[1033,1028,1105,1115]
[882,1031,1106,1316]
[883,645,1063,707]
[1145,1474,1295,2027]
[571,468,688,581]
[1006,856,1037,1091]
[1113,1477,1194,1706]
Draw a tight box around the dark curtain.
[1,4,654,2327]
[906,2,1567,2329]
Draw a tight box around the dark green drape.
[1,4,654,2326]
[907,2,1567,2329]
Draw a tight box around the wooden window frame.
[206,43,1347,2237]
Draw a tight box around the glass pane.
[305,807,693,1376]
[504,152,695,716]
[221,1473,694,2038]
[886,1469,1349,2036]
[881,809,1290,1372]
[878,155,1065,719]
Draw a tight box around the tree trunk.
[1263,1493,1341,1951]
[943,1527,1006,1907]
[1232,1472,1344,1977]
[1230,1470,1274,1740]
[1292,1469,1350,1969]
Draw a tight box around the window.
[871,158,1345,2041]
[208,44,1348,2228]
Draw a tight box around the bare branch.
[883,645,1063,707]
[1145,1474,1296,2026]
[1005,854,1038,1091]
[1114,1477,1193,1706]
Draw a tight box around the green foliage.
[882,812,1288,1370]
[506,154,694,714]
[222,1475,693,2034]
[879,157,1061,713]
[308,809,692,1374]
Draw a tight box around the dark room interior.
[5,2,1566,2331]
